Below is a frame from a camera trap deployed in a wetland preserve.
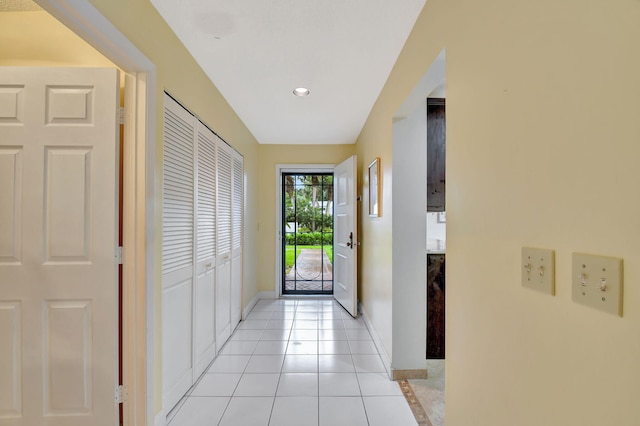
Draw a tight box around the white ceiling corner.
[151,0,426,144]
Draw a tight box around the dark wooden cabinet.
[427,98,446,212]
[427,253,445,359]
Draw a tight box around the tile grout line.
[347,314,372,426]
[217,314,262,426]
[267,304,296,425]
[317,314,321,426]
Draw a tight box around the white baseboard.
[243,293,260,319]
[359,303,392,379]
[243,291,278,318]
[259,291,278,300]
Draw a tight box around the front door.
[0,67,120,425]
[333,155,358,317]
[282,173,334,295]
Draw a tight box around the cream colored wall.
[78,0,260,415]
[256,144,355,293]
[354,76,397,366]
[357,0,640,424]
[0,11,114,66]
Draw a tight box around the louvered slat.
[197,123,216,261]
[162,103,194,275]
[217,144,232,255]
[232,155,243,250]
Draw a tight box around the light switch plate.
[572,253,623,316]
[521,247,555,295]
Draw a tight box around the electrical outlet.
[521,247,555,295]
[572,253,623,316]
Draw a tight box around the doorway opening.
[20,3,157,424]
[282,173,334,294]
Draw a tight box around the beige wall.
[357,0,640,424]
[0,11,114,67]
[256,144,355,293]
[355,132,394,360]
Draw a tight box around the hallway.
[167,299,418,425]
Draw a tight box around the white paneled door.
[0,67,120,425]
[333,155,358,317]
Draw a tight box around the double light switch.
[572,253,623,316]
[521,247,555,295]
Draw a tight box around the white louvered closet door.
[162,94,194,411]
[231,152,244,328]
[193,121,216,377]
[215,140,233,351]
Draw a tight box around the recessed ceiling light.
[293,87,310,97]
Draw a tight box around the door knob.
[346,232,354,249]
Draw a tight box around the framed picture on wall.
[369,157,380,217]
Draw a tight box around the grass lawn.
[285,245,333,273]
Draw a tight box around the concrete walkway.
[285,248,333,292]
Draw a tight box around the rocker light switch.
[572,253,623,316]
[521,247,555,295]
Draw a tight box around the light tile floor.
[168,298,418,426]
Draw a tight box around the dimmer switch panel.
[572,253,623,316]
[521,247,555,295]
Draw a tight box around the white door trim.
[275,164,335,298]
[34,1,157,425]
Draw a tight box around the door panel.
[194,122,216,376]
[215,262,232,352]
[0,148,22,263]
[333,155,358,317]
[0,302,21,417]
[216,141,233,350]
[231,254,242,326]
[161,279,193,409]
[231,153,243,327]
[162,94,194,411]
[0,67,119,426]
[44,301,92,415]
[194,270,215,375]
[44,147,92,262]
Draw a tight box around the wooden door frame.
[35,1,157,425]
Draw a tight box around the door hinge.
[119,107,125,125]
[115,385,127,404]
[116,246,124,265]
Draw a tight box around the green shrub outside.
[285,232,333,245]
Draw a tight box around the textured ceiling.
[0,0,42,11]
[151,0,426,144]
